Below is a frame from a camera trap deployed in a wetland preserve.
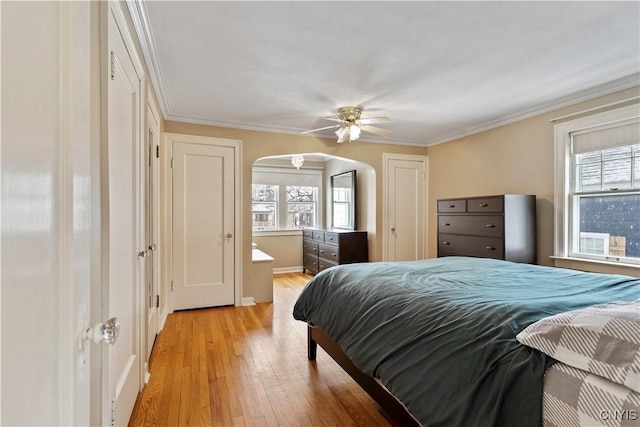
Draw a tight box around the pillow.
[516,300,640,393]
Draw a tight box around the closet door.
[172,140,236,310]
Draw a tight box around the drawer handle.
[319,250,324,254]
[485,224,495,228]
[448,205,456,208]
[486,246,495,250]
[332,253,337,257]
[442,242,450,245]
[312,248,317,252]
[479,203,489,207]
[443,223,451,226]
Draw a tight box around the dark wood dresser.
[302,228,368,274]
[437,195,536,263]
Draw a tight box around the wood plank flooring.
[129,272,392,426]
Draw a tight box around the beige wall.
[164,87,639,299]
[251,156,375,271]
[163,120,428,298]
[427,86,640,272]
[252,234,303,271]
[324,158,377,258]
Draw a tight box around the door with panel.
[384,155,428,262]
[104,9,143,426]
[145,107,159,369]
[172,140,236,310]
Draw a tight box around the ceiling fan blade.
[301,124,341,134]
[360,125,392,137]
[359,116,391,125]
[320,117,343,123]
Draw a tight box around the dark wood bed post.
[306,324,420,427]
[307,324,318,360]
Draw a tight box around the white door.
[145,113,159,365]
[105,11,142,426]
[384,155,428,261]
[172,141,236,310]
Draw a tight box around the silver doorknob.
[85,317,120,345]
[138,250,149,257]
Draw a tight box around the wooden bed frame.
[307,325,420,427]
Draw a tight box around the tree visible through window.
[251,185,277,229]
[252,184,318,230]
[286,186,317,228]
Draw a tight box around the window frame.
[283,185,318,229]
[251,167,323,231]
[554,103,640,266]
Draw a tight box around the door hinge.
[156,145,160,158]
[110,51,115,80]
[156,294,160,308]
[171,280,174,291]
[110,399,116,426]
[170,158,174,168]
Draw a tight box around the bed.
[292,257,640,427]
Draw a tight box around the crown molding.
[122,2,638,149]
[126,0,170,117]
[425,73,640,147]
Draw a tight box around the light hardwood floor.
[129,272,392,426]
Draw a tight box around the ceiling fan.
[302,106,392,143]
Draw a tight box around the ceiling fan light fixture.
[335,126,349,143]
[291,154,304,169]
[305,105,391,143]
[349,124,361,141]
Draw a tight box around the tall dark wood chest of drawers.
[302,228,368,274]
[437,195,536,263]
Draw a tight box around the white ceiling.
[130,1,640,147]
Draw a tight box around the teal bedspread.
[292,257,640,427]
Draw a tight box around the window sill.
[252,229,304,237]
[550,256,639,276]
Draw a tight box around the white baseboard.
[242,297,255,306]
[158,306,170,332]
[273,266,303,274]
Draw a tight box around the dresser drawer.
[467,197,503,213]
[318,257,337,272]
[303,252,318,273]
[438,199,466,213]
[438,215,504,237]
[438,233,504,259]
[318,243,339,262]
[324,232,338,244]
[303,240,318,255]
[302,229,368,274]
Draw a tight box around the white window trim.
[553,103,640,267]
[251,167,323,231]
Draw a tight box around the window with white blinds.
[555,104,640,265]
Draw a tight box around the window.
[286,186,317,228]
[252,167,322,230]
[251,185,278,229]
[554,104,640,265]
